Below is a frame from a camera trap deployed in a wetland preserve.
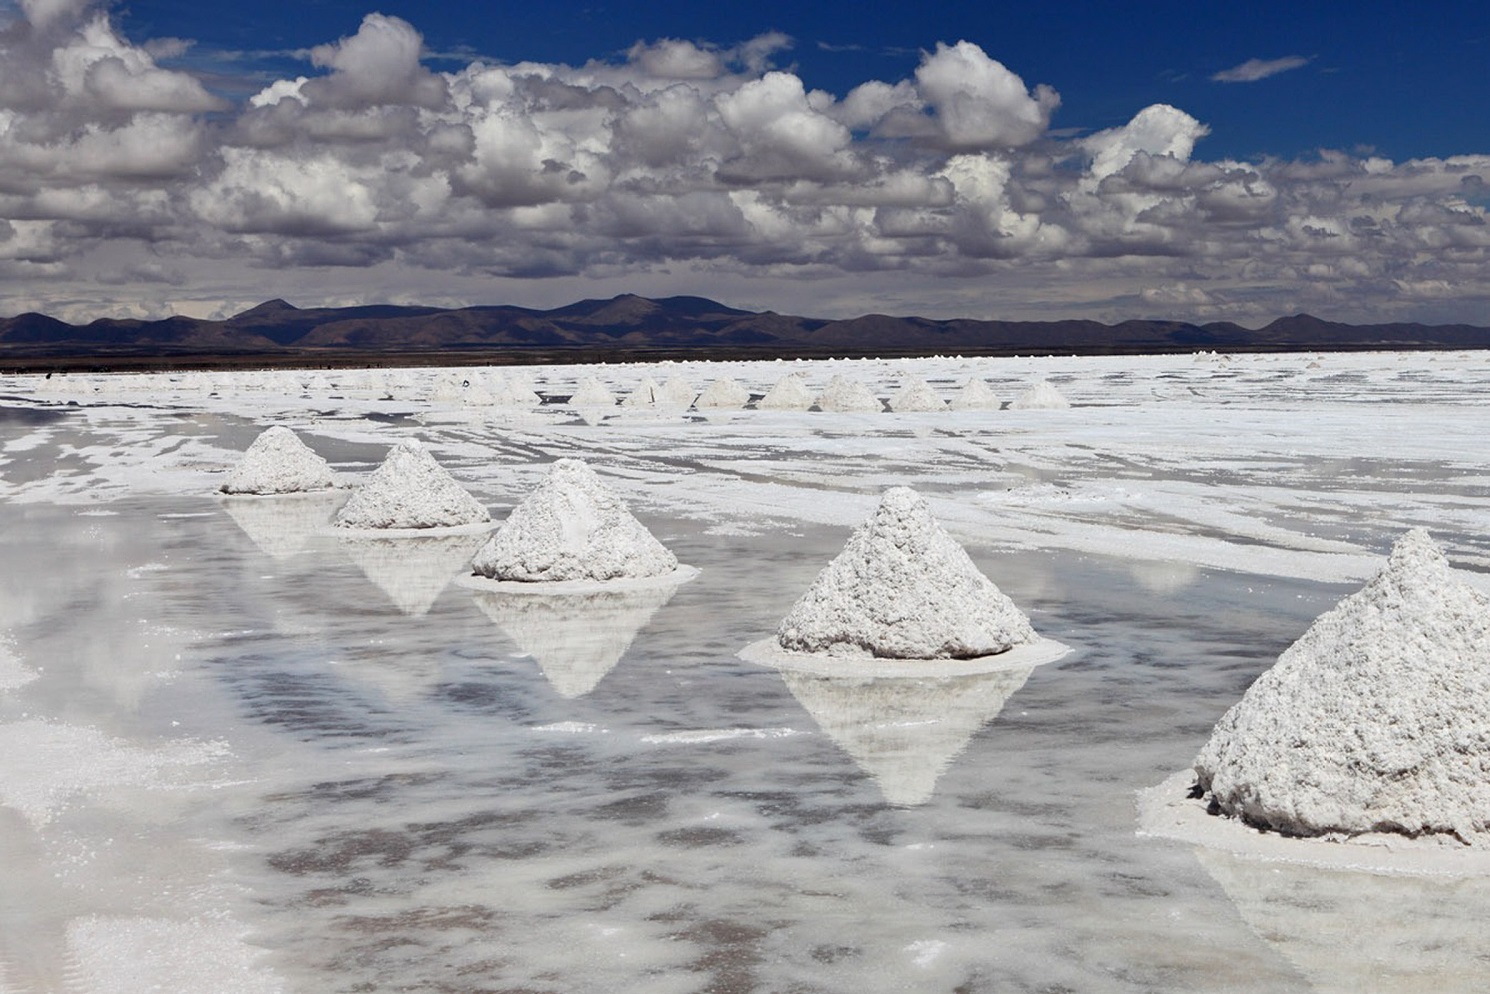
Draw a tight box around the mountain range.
[2,294,1488,370]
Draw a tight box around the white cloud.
[1211,55,1311,83]
[914,41,1059,149]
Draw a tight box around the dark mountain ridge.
[2,295,1486,371]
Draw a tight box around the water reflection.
[337,531,488,617]
[219,491,344,561]
[1193,846,1490,993]
[778,667,1034,806]
[469,580,684,698]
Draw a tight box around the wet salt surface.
[0,352,1488,992]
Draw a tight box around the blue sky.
[2,0,1489,326]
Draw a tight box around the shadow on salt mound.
[333,438,490,535]
[741,487,1068,678]
[219,490,345,560]
[339,530,489,616]
[463,457,692,589]
[219,426,339,495]
[469,580,685,698]
[1141,529,1490,873]
[779,667,1034,807]
[1188,845,1490,994]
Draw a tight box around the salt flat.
[0,350,1486,993]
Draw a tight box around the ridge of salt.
[334,439,489,530]
[470,458,677,582]
[816,375,882,413]
[1008,379,1070,410]
[889,378,946,412]
[758,373,814,410]
[220,426,337,495]
[694,378,751,410]
[1194,528,1490,843]
[776,487,1037,659]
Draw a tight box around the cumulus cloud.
[1211,55,1311,83]
[4,3,1490,326]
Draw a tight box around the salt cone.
[1008,380,1070,410]
[470,458,677,582]
[758,373,814,410]
[948,378,1000,411]
[1194,529,1490,842]
[816,375,881,413]
[334,439,489,531]
[888,378,945,412]
[777,487,1037,659]
[220,426,336,495]
[694,378,750,410]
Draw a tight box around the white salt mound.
[758,373,815,410]
[888,378,946,412]
[333,439,489,530]
[470,458,678,582]
[694,377,751,409]
[1009,380,1070,410]
[816,375,882,413]
[622,377,662,407]
[658,376,696,407]
[569,376,616,407]
[220,426,337,495]
[1194,529,1490,843]
[949,378,1001,411]
[777,487,1037,659]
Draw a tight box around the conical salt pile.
[758,372,814,411]
[334,439,489,530]
[694,378,750,410]
[622,377,663,408]
[569,376,616,408]
[470,458,677,582]
[221,426,337,495]
[1008,379,1070,409]
[777,487,1037,659]
[949,378,1001,411]
[658,376,697,408]
[1194,529,1490,842]
[888,378,946,412]
[816,375,881,413]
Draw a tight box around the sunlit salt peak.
[220,425,337,495]
[658,376,696,407]
[815,375,881,413]
[694,377,751,409]
[949,378,1001,411]
[569,376,616,407]
[333,438,489,530]
[758,372,815,410]
[1009,379,1071,409]
[889,377,946,412]
[622,377,664,407]
[470,458,677,582]
[778,487,1037,659]
[1194,528,1490,843]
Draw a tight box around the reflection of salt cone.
[0,808,72,994]
[779,667,1032,806]
[470,581,681,698]
[220,491,343,560]
[1193,845,1490,994]
[339,531,488,616]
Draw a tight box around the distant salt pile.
[470,458,678,582]
[220,426,337,495]
[694,377,751,410]
[889,378,946,412]
[758,372,814,411]
[461,374,496,407]
[658,376,696,407]
[949,378,1001,411]
[775,487,1038,660]
[1008,379,1070,410]
[816,375,881,413]
[1194,529,1490,843]
[622,377,663,407]
[334,439,489,531]
[569,376,616,408]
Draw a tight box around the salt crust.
[769,486,1043,661]
[1193,529,1490,845]
[694,377,751,409]
[469,458,681,583]
[219,425,337,495]
[333,438,490,531]
[1009,379,1071,409]
[815,375,882,413]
